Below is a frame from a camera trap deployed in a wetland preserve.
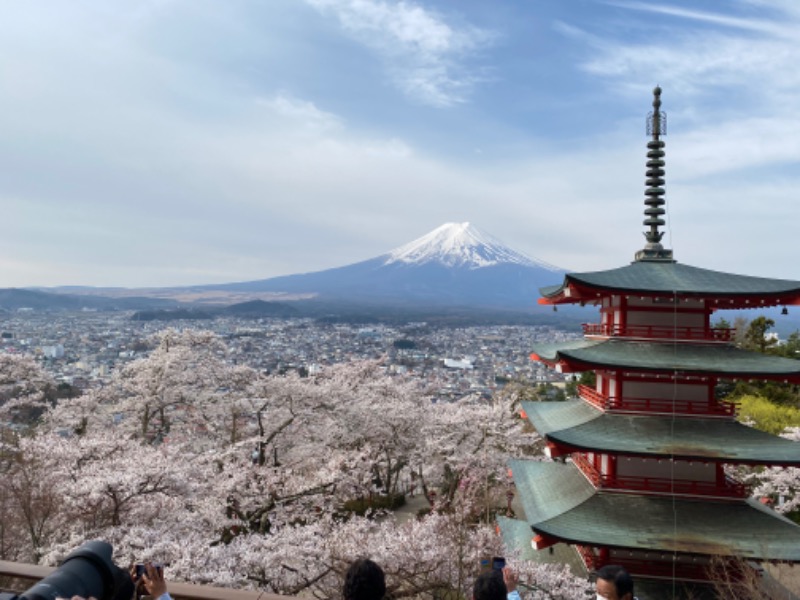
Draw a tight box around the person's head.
[343,558,386,600]
[594,565,634,600]
[472,570,507,600]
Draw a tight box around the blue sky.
[3,0,800,287]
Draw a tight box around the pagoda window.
[617,457,715,483]
[624,310,706,331]
[622,381,707,400]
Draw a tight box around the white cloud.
[559,1,800,184]
[578,2,800,98]
[6,0,800,287]
[303,0,494,106]
[607,1,788,35]
[258,93,343,131]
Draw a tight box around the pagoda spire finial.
[635,86,674,262]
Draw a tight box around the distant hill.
[131,308,215,321]
[130,300,300,322]
[0,288,177,312]
[221,300,299,318]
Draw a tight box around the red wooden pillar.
[708,376,716,412]
[599,546,610,567]
[715,463,725,487]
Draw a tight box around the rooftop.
[511,461,800,561]
[539,261,800,306]
[521,400,800,465]
[530,338,800,379]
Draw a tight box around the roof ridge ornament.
[635,86,675,262]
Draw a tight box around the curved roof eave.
[530,339,800,379]
[538,261,800,305]
[521,400,800,465]
[511,460,800,561]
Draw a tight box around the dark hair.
[472,570,507,600]
[595,565,634,598]
[343,558,386,600]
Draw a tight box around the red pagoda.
[502,88,800,586]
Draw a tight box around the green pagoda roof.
[496,516,586,573]
[521,400,800,465]
[511,460,800,561]
[531,338,800,378]
[539,261,800,306]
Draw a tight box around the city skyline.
[3,0,800,288]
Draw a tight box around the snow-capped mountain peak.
[383,222,561,271]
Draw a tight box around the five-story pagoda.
[504,88,800,585]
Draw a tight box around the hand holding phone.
[133,562,168,599]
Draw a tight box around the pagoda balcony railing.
[572,453,748,498]
[582,323,735,343]
[593,555,713,582]
[575,545,714,582]
[578,385,737,417]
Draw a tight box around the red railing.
[572,453,748,498]
[577,385,737,417]
[582,323,735,342]
[606,557,714,581]
[575,545,719,581]
[578,384,607,409]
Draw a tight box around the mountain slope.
[206,223,566,310]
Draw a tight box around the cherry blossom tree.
[1,330,584,599]
[732,427,800,516]
[0,352,56,560]
[0,352,54,427]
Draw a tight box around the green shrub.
[736,394,800,435]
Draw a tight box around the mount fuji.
[205,223,567,310]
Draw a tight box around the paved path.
[388,494,431,524]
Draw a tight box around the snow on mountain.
[384,222,562,271]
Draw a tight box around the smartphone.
[492,556,506,571]
[135,563,164,578]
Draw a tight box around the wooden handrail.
[0,560,284,600]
